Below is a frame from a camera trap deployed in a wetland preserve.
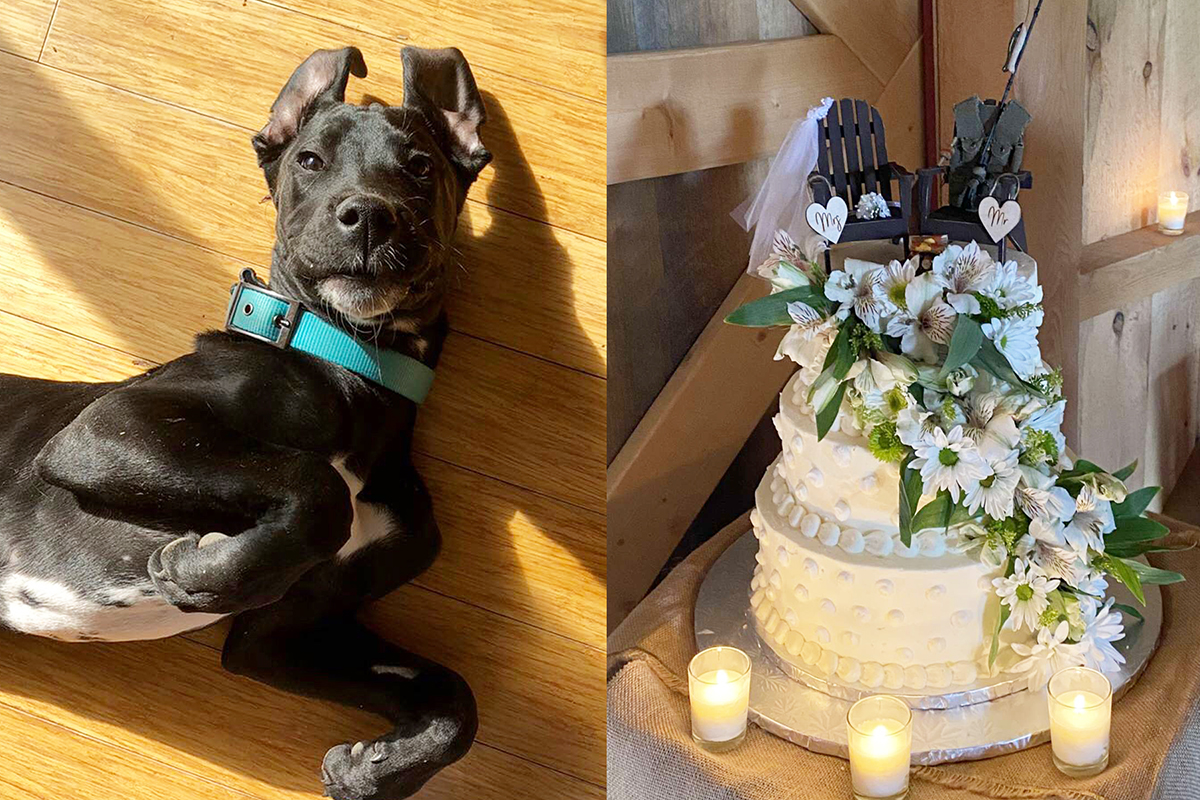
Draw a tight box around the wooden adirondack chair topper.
[806,98,914,248]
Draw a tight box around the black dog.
[0,45,490,800]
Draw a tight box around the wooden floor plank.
[0,701,254,800]
[0,169,604,514]
[0,628,603,798]
[41,0,604,240]
[261,0,604,103]
[0,0,57,59]
[0,54,605,377]
[0,203,604,641]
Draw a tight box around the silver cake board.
[695,529,1162,764]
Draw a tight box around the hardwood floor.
[0,2,605,797]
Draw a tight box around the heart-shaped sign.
[805,196,848,244]
[978,196,1021,243]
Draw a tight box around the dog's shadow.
[0,37,602,795]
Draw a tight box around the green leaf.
[940,316,984,377]
[725,286,830,327]
[815,381,848,441]
[989,602,1012,669]
[1103,556,1146,605]
[1106,516,1171,545]
[1125,558,1186,587]
[1058,460,1105,482]
[898,452,921,547]
[908,490,977,534]
[1113,460,1139,481]
[827,321,856,380]
[1111,486,1159,519]
[973,337,1047,397]
[1112,603,1144,623]
[1106,540,1194,559]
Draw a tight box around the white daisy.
[987,258,1043,310]
[1072,571,1110,619]
[1077,598,1126,674]
[886,273,957,363]
[824,259,886,330]
[931,241,996,315]
[965,449,1020,519]
[1007,620,1085,690]
[993,558,1060,632]
[877,256,919,314]
[1016,465,1076,522]
[960,392,1021,460]
[911,425,990,502]
[982,313,1043,379]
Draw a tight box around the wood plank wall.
[0,2,605,798]
[606,0,815,464]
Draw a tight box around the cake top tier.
[726,230,1180,686]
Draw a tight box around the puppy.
[0,45,489,800]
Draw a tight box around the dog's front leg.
[34,387,353,614]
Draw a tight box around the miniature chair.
[917,98,1033,261]
[807,98,915,265]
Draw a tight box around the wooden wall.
[0,1,604,798]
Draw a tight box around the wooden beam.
[1080,211,1200,320]
[607,36,882,184]
[874,36,927,170]
[788,0,920,85]
[606,274,794,629]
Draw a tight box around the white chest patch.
[0,572,225,642]
[330,456,396,560]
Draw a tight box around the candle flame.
[872,724,890,737]
[713,669,731,685]
[1073,693,1087,710]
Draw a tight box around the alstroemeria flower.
[932,241,996,314]
[886,273,957,363]
[825,259,886,330]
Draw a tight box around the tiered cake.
[729,234,1178,700]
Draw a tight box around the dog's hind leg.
[222,603,476,800]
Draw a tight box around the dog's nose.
[335,195,396,247]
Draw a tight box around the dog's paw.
[148,532,258,613]
[321,739,437,800]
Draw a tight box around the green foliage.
[984,511,1030,551]
[725,286,831,327]
[1112,459,1138,481]
[973,292,1003,321]
[1007,302,1043,320]
[973,337,1047,397]
[1019,428,1059,468]
[940,315,984,376]
[1111,486,1159,520]
[815,381,848,441]
[868,420,906,463]
[1094,554,1145,605]
[824,321,856,381]
[849,323,883,356]
[989,600,1013,669]
[1026,367,1064,398]
[898,452,922,547]
[911,490,977,533]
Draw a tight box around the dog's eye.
[409,155,432,178]
[297,151,326,171]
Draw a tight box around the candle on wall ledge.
[846,695,912,800]
[688,646,751,751]
[1047,667,1112,777]
[1157,191,1189,235]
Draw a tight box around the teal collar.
[224,268,435,404]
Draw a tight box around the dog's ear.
[401,46,492,179]
[253,47,368,172]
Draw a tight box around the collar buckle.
[225,268,303,349]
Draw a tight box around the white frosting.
[750,464,1031,691]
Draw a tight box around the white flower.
[758,230,813,290]
[965,450,1020,519]
[1062,483,1115,555]
[932,241,996,314]
[911,425,990,502]
[993,558,1060,632]
[825,259,886,330]
[1016,465,1076,522]
[1077,598,1126,674]
[982,314,1043,379]
[877,256,919,314]
[896,405,933,448]
[960,392,1021,460]
[1019,399,1067,459]
[775,318,837,368]
[987,258,1043,310]
[944,365,978,397]
[786,301,825,334]
[1008,620,1085,690]
[845,352,917,397]
[886,273,957,362]
[855,191,891,220]
[1019,527,1086,584]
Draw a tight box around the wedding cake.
[730,232,1179,698]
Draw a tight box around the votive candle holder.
[688,646,751,751]
[1048,667,1112,777]
[846,694,913,800]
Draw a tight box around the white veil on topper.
[731,97,833,274]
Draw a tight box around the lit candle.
[688,646,751,750]
[1048,667,1112,777]
[1157,191,1189,235]
[847,695,912,800]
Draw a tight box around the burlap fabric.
[608,512,1200,799]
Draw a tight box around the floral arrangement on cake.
[727,231,1184,686]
